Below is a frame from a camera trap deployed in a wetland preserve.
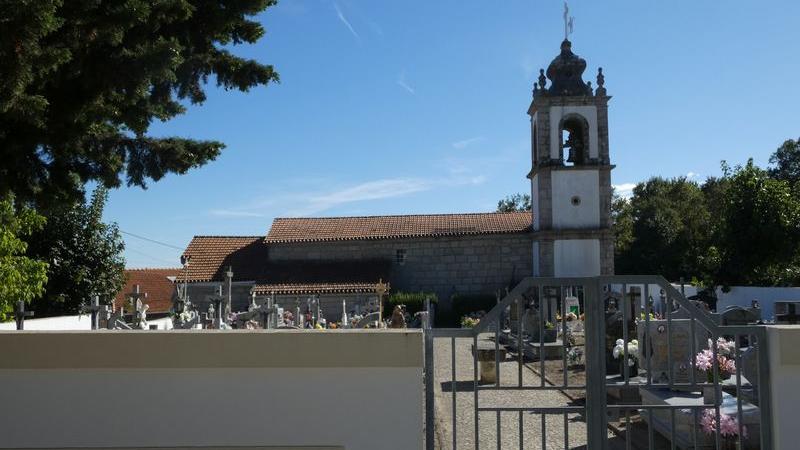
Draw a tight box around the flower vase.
[619,359,638,379]
[703,386,722,405]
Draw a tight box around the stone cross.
[207,285,225,329]
[126,284,147,316]
[266,293,277,329]
[127,285,150,329]
[85,295,103,330]
[224,266,233,317]
[777,303,799,324]
[14,300,34,330]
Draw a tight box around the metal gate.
[424,276,773,449]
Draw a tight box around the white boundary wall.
[0,315,173,330]
[0,330,423,450]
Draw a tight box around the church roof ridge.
[265,211,532,244]
[271,210,529,220]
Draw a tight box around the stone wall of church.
[267,233,533,308]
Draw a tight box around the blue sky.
[107,0,800,268]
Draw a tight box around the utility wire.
[121,230,184,251]
[125,247,180,266]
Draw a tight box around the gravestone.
[741,345,759,391]
[637,319,708,384]
[604,292,638,375]
[718,305,761,326]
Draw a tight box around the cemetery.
[2,3,800,450]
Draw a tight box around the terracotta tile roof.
[264,211,532,243]
[180,236,267,282]
[180,234,391,294]
[114,268,181,313]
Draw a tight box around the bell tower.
[528,39,614,277]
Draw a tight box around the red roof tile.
[114,268,181,313]
[264,211,532,243]
[180,236,266,282]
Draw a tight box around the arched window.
[559,114,590,166]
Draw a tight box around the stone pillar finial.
[595,67,606,96]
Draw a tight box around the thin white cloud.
[290,178,430,216]
[397,71,415,95]
[613,183,637,199]
[209,209,266,218]
[686,171,700,179]
[334,2,359,41]
[452,136,484,150]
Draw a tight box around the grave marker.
[14,301,34,330]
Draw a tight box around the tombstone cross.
[14,300,34,330]
[207,285,226,329]
[777,303,799,325]
[85,295,103,330]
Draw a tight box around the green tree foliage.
[709,160,800,287]
[0,195,48,321]
[768,138,800,186]
[611,191,634,264]
[497,193,531,212]
[0,0,279,205]
[615,177,712,280]
[28,187,125,316]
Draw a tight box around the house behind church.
[179,211,532,317]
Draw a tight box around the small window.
[395,249,407,265]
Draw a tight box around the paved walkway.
[432,335,617,449]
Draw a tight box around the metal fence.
[424,275,773,450]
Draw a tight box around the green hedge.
[384,291,438,317]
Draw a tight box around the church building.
[178,38,613,317]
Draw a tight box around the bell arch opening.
[559,114,590,166]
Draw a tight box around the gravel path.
[432,334,617,450]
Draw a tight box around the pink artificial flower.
[695,349,713,371]
[700,409,717,435]
[700,409,747,439]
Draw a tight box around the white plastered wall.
[767,325,800,450]
[0,331,423,450]
[0,367,420,450]
[551,170,600,228]
[554,239,600,277]
[548,105,598,160]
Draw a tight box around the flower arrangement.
[695,337,737,382]
[638,312,657,321]
[460,316,480,328]
[556,312,578,322]
[566,346,584,366]
[613,339,639,366]
[460,311,484,328]
[700,409,747,440]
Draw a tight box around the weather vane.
[563,1,574,41]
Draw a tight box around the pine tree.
[0,0,279,204]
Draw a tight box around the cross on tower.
[563,1,574,40]
[14,300,34,330]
